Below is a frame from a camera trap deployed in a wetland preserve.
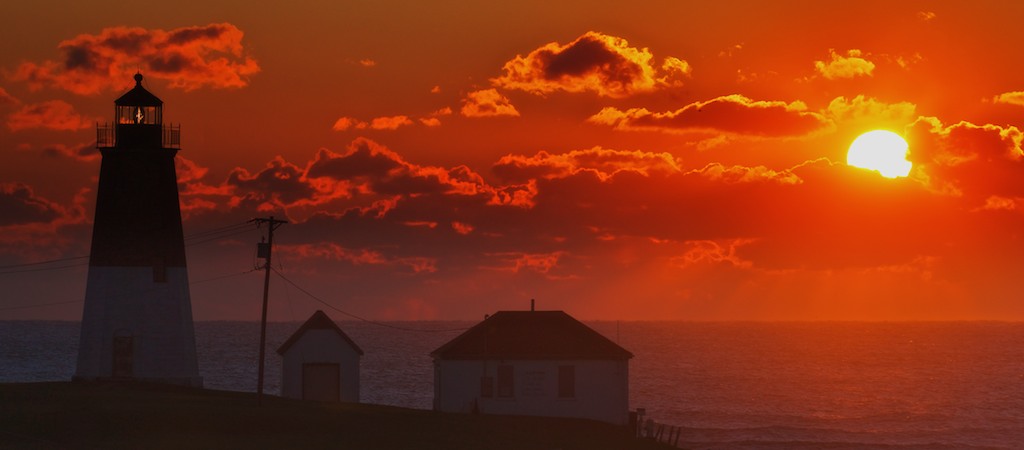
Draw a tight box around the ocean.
[2,321,1022,449]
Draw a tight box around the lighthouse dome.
[115,73,163,107]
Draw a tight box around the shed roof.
[431,310,632,361]
[277,310,364,355]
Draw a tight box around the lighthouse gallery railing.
[96,123,181,149]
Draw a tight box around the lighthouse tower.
[74,74,202,386]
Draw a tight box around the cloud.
[894,53,924,69]
[175,155,225,218]
[993,91,1024,107]
[825,95,917,124]
[192,138,522,221]
[908,117,1024,201]
[589,94,831,137]
[814,49,875,80]
[918,11,937,21]
[226,156,319,209]
[333,114,419,131]
[175,155,209,184]
[735,69,779,84]
[306,139,494,199]
[0,87,17,106]
[0,183,66,226]
[451,221,474,235]
[332,117,363,131]
[492,147,680,183]
[369,115,413,130]
[306,140,406,182]
[718,44,744,58]
[658,57,692,87]
[75,135,1024,320]
[404,221,437,229]
[421,106,451,125]
[492,31,690,98]
[460,89,520,117]
[0,183,89,260]
[278,242,435,273]
[976,195,1016,211]
[183,139,943,286]
[6,100,95,131]
[687,163,802,185]
[671,239,754,269]
[359,59,376,67]
[419,117,442,127]
[37,141,100,162]
[9,23,259,94]
[489,251,567,277]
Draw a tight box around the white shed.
[277,310,363,402]
[431,310,633,425]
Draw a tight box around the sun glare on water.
[847,130,912,178]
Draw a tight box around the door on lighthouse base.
[112,335,134,378]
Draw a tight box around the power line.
[185,223,253,241]
[1,267,258,312]
[0,299,82,312]
[189,269,260,285]
[271,267,468,333]
[0,261,87,276]
[184,227,256,247]
[0,221,255,276]
[184,222,256,246]
[184,222,253,239]
[0,255,88,270]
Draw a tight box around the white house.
[277,310,363,402]
[431,309,633,425]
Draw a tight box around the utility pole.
[252,216,287,406]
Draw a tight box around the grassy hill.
[0,382,671,449]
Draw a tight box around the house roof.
[431,310,632,361]
[276,310,364,355]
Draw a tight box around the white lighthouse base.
[75,266,203,387]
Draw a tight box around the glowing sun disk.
[847,130,912,178]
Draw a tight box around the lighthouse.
[74,74,202,386]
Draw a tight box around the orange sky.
[2,1,1024,321]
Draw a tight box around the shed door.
[302,363,340,402]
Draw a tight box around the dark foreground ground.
[0,382,670,449]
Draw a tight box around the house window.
[480,376,494,398]
[497,365,514,398]
[558,365,575,398]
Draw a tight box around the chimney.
[530,298,535,312]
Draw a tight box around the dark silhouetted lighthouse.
[75,74,202,386]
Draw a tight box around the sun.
[847,130,912,178]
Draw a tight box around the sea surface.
[2,321,1023,449]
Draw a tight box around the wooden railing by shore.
[640,419,682,448]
